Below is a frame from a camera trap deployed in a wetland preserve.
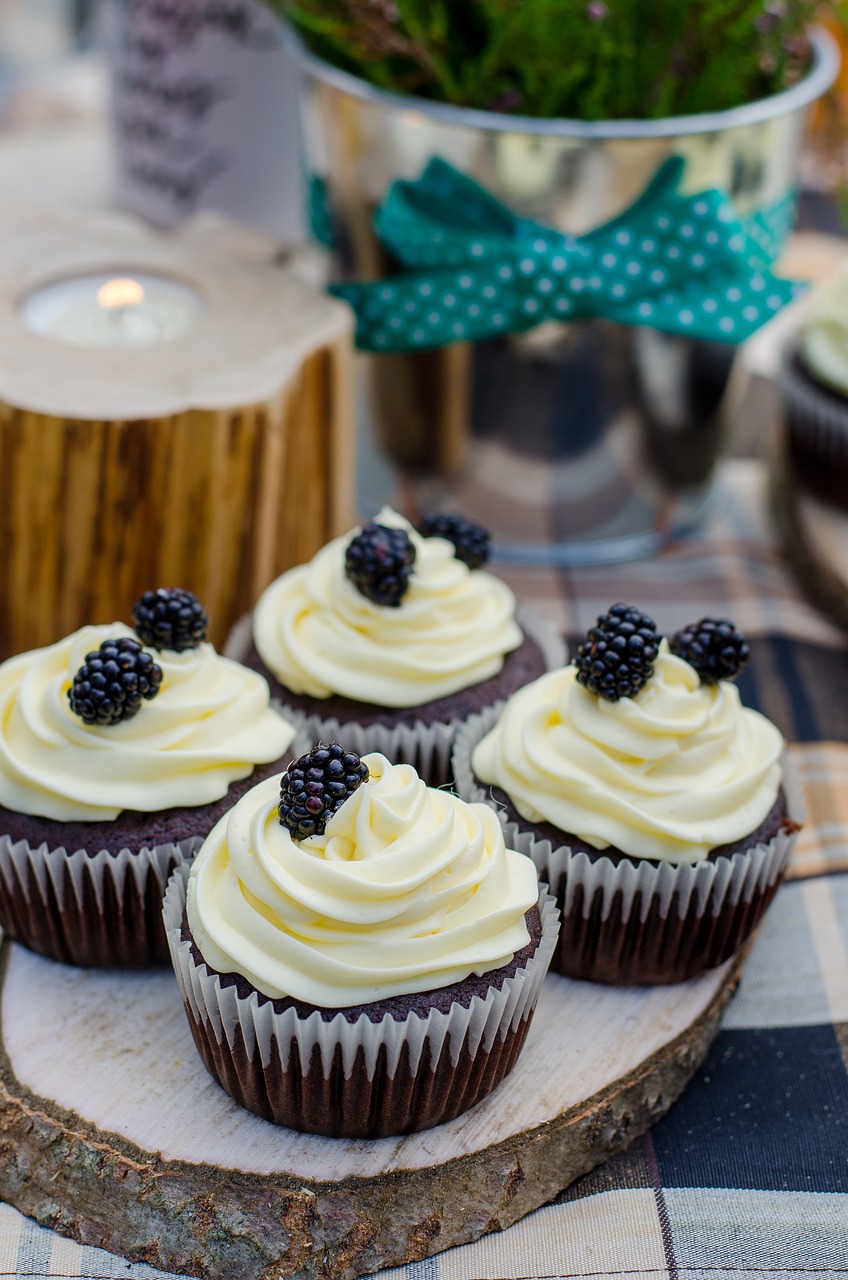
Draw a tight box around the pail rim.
[289,25,839,139]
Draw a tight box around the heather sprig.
[273,0,841,121]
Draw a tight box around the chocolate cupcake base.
[0,749,299,969]
[0,837,195,968]
[164,867,559,1138]
[779,350,848,512]
[540,846,789,985]
[489,785,793,985]
[454,707,803,987]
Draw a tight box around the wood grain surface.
[0,207,354,659]
[0,339,352,657]
[0,939,744,1280]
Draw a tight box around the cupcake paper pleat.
[0,834,202,966]
[164,865,558,1083]
[225,605,567,788]
[453,705,804,984]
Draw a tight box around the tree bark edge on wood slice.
[0,941,744,1280]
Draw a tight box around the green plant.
[272,0,844,119]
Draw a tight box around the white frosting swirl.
[472,644,784,864]
[0,623,295,822]
[187,753,538,1006]
[801,265,848,395]
[253,508,522,707]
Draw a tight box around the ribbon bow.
[331,156,799,352]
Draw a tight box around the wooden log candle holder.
[0,205,353,659]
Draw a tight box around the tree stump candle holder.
[0,205,353,659]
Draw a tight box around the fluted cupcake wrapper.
[225,605,566,787]
[164,865,559,1137]
[453,705,804,986]
[779,350,848,509]
[0,834,202,967]
[286,712,461,788]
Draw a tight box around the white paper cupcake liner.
[779,350,848,461]
[165,865,558,1081]
[0,719,305,969]
[286,711,462,788]
[0,834,202,967]
[453,705,804,984]
[226,605,565,787]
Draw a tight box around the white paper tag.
[110,0,303,240]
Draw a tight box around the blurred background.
[2,0,848,577]
[0,0,102,127]
[1,2,846,241]
[0,0,304,239]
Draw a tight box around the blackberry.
[418,513,490,569]
[132,587,208,652]
[344,522,415,607]
[670,617,749,684]
[68,637,163,726]
[575,603,660,702]
[279,743,370,841]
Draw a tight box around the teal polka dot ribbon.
[329,156,800,351]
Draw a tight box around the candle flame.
[97,278,145,309]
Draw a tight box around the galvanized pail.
[295,30,838,563]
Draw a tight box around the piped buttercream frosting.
[187,753,538,1006]
[252,508,521,708]
[471,643,784,864]
[0,623,294,822]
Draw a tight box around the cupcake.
[454,604,802,986]
[231,509,564,785]
[780,264,848,510]
[0,588,297,968]
[164,745,558,1137]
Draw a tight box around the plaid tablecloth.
[1,457,846,1280]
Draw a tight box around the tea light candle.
[20,272,203,348]
[0,205,353,659]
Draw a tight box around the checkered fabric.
[1,458,846,1280]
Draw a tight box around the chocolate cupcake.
[454,606,802,986]
[0,589,298,968]
[164,747,558,1137]
[229,509,564,785]
[779,267,848,511]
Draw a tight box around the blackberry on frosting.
[344,522,416,607]
[0,618,295,969]
[575,603,660,702]
[463,602,796,984]
[68,637,162,725]
[418,513,490,569]
[670,617,749,684]
[132,587,208,652]
[279,742,370,840]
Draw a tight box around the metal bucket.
[295,30,838,564]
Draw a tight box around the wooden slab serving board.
[0,939,743,1280]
